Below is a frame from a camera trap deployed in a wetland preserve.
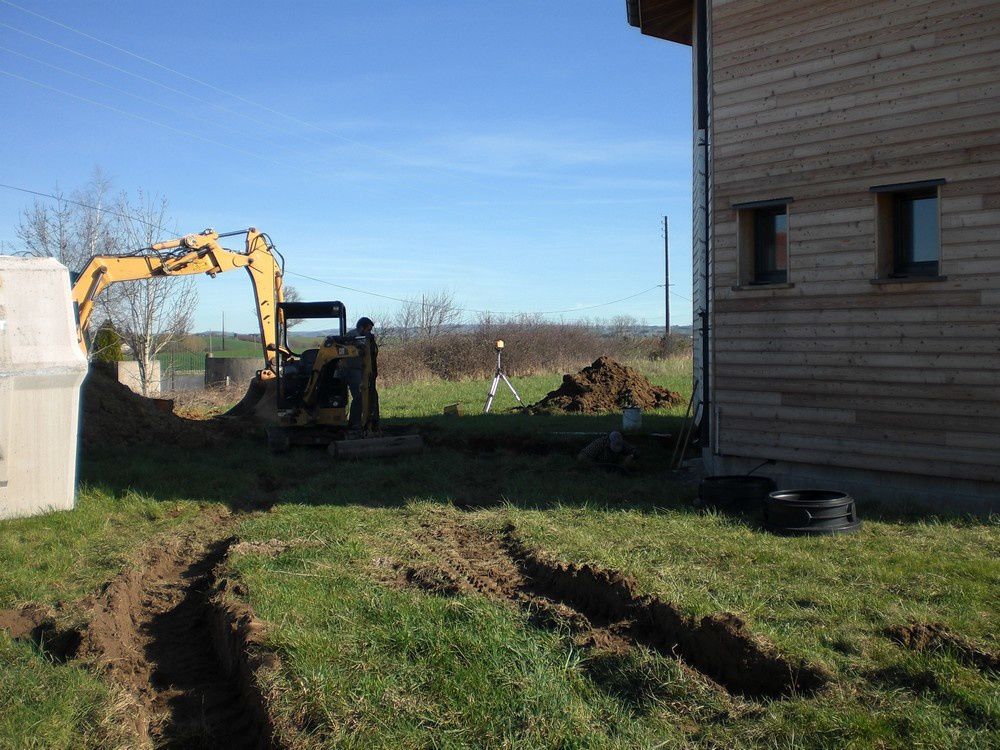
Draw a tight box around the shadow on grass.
[79,411,992,526]
[80,411,701,515]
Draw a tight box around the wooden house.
[627,0,1000,512]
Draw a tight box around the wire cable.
[0,182,175,233]
[0,21,499,206]
[0,69,336,180]
[0,45,316,154]
[1,181,691,317]
[285,268,669,317]
[0,5,478,175]
[0,20,335,147]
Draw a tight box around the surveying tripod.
[483,340,524,413]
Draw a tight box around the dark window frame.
[892,188,940,278]
[870,178,944,280]
[751,205,788,284]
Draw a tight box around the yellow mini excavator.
[72,227,422,457]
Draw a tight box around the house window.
[872,179,944,279]
[753,207,788,283]
[735,198,792,286]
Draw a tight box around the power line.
[0,45,312,154]
[2,181,690,317]
[0,182,174,232]
[3,171,688,318]
[0,19,496,206]
[0,20,332,148]
[285,268,671,317]
[1,6,684,216]
[0,2,476,176]
[0,69,335,180]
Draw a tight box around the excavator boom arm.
[72,228,285,373]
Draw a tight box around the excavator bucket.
[222,375,278,421]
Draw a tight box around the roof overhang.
[626,0,693,46]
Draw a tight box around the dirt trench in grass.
[2,515,280,750]
[385,519,829,699]
[84,525,279,748]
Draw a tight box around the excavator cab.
[266,300,383,452]
[275,300,350,413]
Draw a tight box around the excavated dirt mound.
[0,604,81,662]
[525,357,682,414]
[887,622,1000,673]
[80,364,222,455]
[382,519,828,699]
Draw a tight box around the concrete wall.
[204,355,261,387]
[115,360,161,396]
[0,256,89,520]
[163,372,204,393]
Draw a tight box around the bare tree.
[16,168,115,271]
[282,284,305,328]
[16,172,197,395]
[16,170,119,350]
[108,189,197,395]
[390,290,462,340]
[609,314,640,339]
[16,187,76,265]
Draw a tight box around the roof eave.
[626,0,693,46]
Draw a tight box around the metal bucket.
[622,407,642,432]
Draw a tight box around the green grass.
[156,334,328,371]
[229,505,703,749]
[0,638,131,750]
[382,357,691,419]
[156,335,264,370]
[0,488,207,609]
[0,488,209,750]
[229,502,999,749]
[2,356,998,749]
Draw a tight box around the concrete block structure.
[0,257,88,519]
[115,359,161,396]
[204,354,261,388]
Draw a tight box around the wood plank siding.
[709,0,1000,484]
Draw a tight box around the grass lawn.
[1,357,997,748]
[0,490,209,750]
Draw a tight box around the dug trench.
[385,519,830,700]
[0,518,283,750]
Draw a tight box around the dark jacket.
[342,327,378,378]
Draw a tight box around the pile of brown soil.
[80,364,221,455]
[381,518,828,698]
[525,357,682,414]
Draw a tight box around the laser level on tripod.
[483,339,524,413]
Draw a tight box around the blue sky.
[0,0,693,332]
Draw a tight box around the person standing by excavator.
[343,316,379,431]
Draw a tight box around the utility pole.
[221,310,226,351]
[663,215,670,337]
